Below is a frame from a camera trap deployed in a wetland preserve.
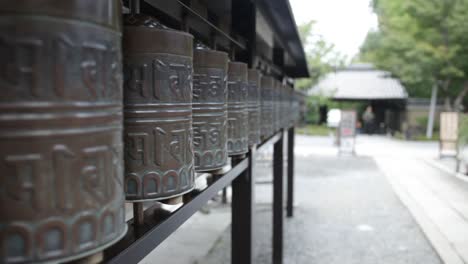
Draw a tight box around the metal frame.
[97,128,295,264]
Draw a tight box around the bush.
[296,125,335,136]
[416,116,440,131]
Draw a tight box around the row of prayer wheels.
[0,1,301,263]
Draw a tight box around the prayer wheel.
[273,80,281,132]
[281,83,288,129]
[123,15,195,201]
[227,62,249,156]
[261,76,274,139]
[192,47,229,172]
[279,83,284,129]
[293,91,301,123]
[247,69,261,146]
[288,85,295,127]
[0,1,127,263]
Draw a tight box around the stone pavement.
[355,135,468,264]
[201,142,441,264]
[135,135,468,264]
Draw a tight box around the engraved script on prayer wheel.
[261,76,274,139]
[123,15,195,201]
[193,48,229,172]
[227,62,249,156]
[247,69,261,146]
[0,1,127,263]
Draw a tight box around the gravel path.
[200,154,441,264]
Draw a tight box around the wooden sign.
[339,110,357,154]
[440,112,459,157]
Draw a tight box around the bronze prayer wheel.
[293,91,301,123]
[261,76,274,139]
[278,81,284,130]
[280,81,286,129]
[0,1,127,263]
[192,48,229,172]
[278,83,284,129]
[273,80,281,132]
[281,83,288,129]
[227,62,249,156]
[288,85,295,127]
[247,69,261,146]
[123,15,195,201]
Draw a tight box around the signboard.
[339,110,357,154]
[440,112,459,157]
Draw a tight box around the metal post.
[222,187,228,204]
[231,149,255,264]
[287,127,295,217]
[133,203,145,226]
[130,0,141,14]
[273,131,284,264]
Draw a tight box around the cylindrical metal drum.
[261,76,274,139]
[123,15,195,201]
[247,69,261,146]
[0,1,126,263]
[288,85,295,127]
[192,48,229,172]
[278,83,284,129]
[227,62,249,156]
[281,83,288,129]
[273,80,281,132]
[280,81,286,130]
[293,91,301,123]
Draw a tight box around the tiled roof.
[308,64,408,100]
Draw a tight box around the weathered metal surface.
[279,83,285,129]
[0,1,126,263]
[123,15,195,201]
[288,85,295,127]
[227,62,249,156]
[273,80,281,132]
[281,83,289,129]
[192,48,229,172]
[261,76,274,139]
[247,69,261,146]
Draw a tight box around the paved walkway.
[138,135,468,264]
[354,135,468,264]
[201,142,441,264]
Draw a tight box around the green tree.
[296,21,347,91]
[360,0,468,111]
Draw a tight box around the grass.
[298,125,441,141]
[393,131,440,141]
[296,125,334,136]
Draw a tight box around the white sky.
[289,0,378,60]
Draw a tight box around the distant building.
[309,63,408,134]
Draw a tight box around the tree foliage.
[359,0,468,110]
[296,21,347,91]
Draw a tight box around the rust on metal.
[0,1,127,263]
[247,69,261,146]
[227,62,249,156]
[192,48,229,172]
[261,76,274,139]
[123,14,195,202]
